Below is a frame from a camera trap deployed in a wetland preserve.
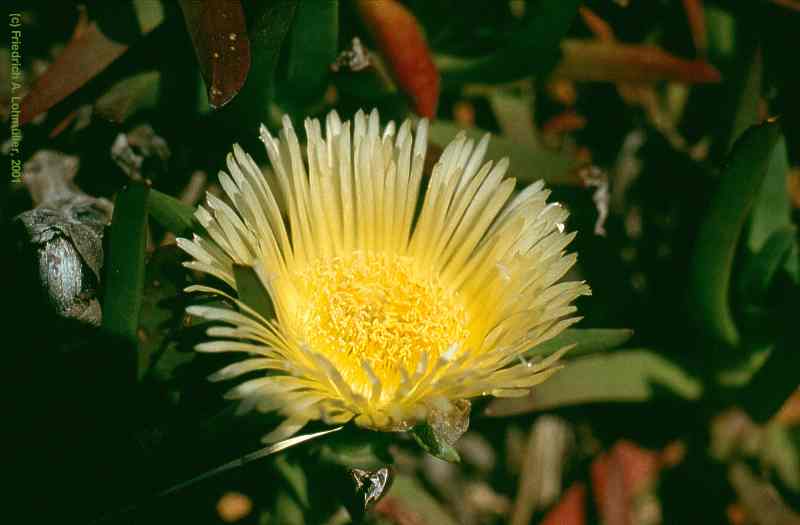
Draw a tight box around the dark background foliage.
[2,1,799,524]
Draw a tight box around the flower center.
[297,252,469,399]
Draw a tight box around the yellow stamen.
[295,252,469,401]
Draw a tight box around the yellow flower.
[178,109,590,443]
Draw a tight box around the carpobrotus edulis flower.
[178,109,590,443]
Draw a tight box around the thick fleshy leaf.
[21,3,163,125]
[527,329,634,359]
[749,137,791,250]
[739,226,798,304]
[729,463,800,523]
[410,423,461,463]
[488,91,539,146]
[428,121,579,185]
[683,0,707,54]
[221,0,297,130]
[283,0,338,104]
[315,427,391,470]
[274,455,310,508]
[137,245,190,380]
[21,21,126,125]
[147,188,197,237]
[485,350,702,416]
[552,40,721,83]
[377,475,459,525]
[738,301,800,423]
[356,0,439,117]
[103,181,150,344]
[179,0,251,109]
[541,483,586,525]
[689,120,781,348]
[233,264,274,320]
[762,423,800,492]
[95,71,160,123]
[746,136,799,282]
[437,0,580,87]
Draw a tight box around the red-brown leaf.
[179,0,251,109]
[356,0,439,118]
[21,14,127,125]
[590,441,661,525]
[554,40,721,84]
[541,483,587,525]
[682,0,707,55]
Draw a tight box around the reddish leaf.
[21,12,127,125]
[591,450,630,525]
[179,0,251,109]
[542,111,587,134]
[554,40,721,84]
[579,6,614,41]
[49,110,80,139]
[356,0,439,117]
[591,441,661,525]
[682,0,707,55]
[541,483,587,525]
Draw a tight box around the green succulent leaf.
[526,328,634,359]
[147,189,197,237]
[103,181,150,345]
[436,0,580,87]
[233,264,274,320]
[748,137,792,250]
[739,225,798,305]
[689,120,781,348]
[737,298,800,423]
[410,423,461,463]
[387,475,459,525]
[274,455,310,509]
[282,0,338,104]
[314,426,392,470]
[486,349,703,416]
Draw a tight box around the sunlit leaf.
[428,121,579,186]
[488,90,539,146]
[527,328,634,359]
[147,188,197,237]
[485,349,703,416]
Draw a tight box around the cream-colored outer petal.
[178,109,590,441]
